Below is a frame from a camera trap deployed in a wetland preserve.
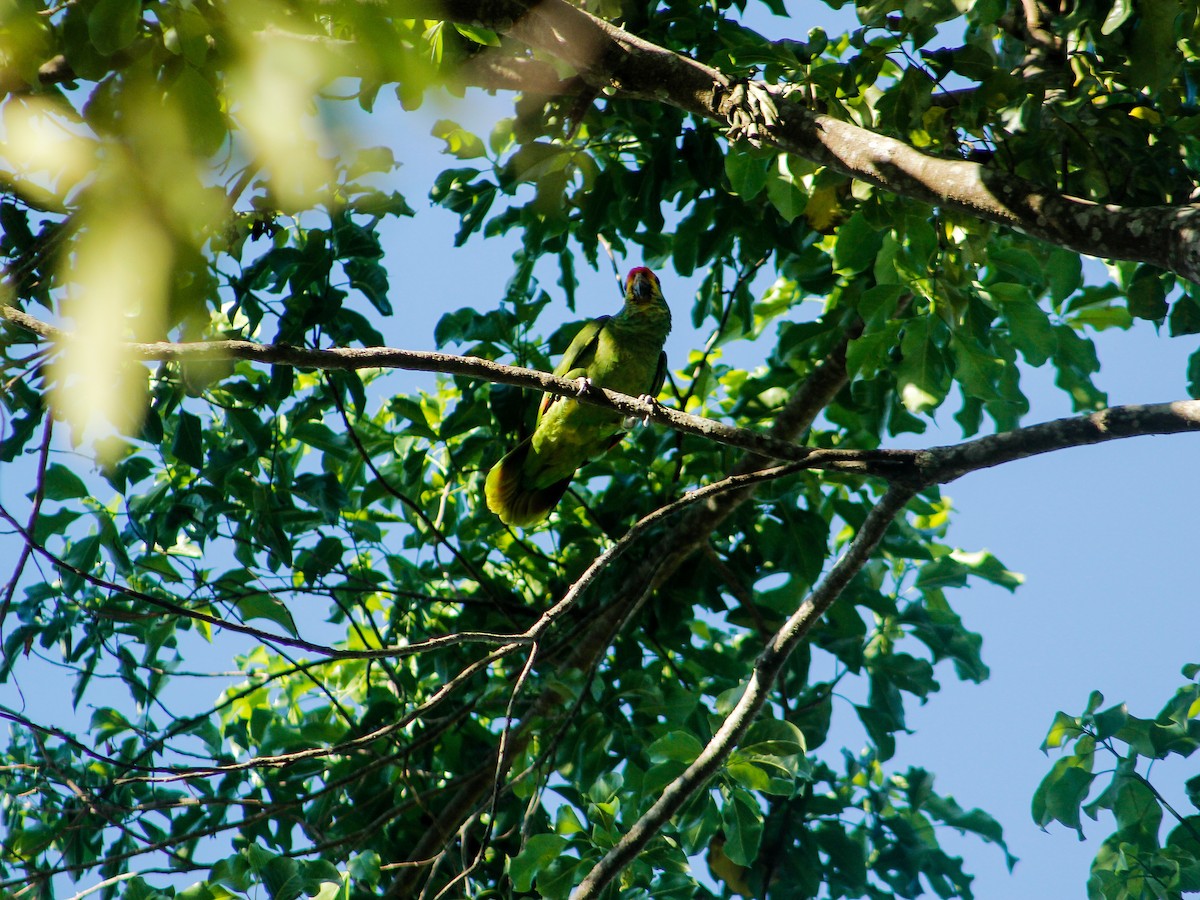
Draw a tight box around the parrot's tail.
[484,437,573,528]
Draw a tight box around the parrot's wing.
[650,350,667,398]
[539,316,609,420]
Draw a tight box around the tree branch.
[0,303,828,465]
[0,414,52,635]
[412,0,1200,282]
[915,401,1200,484]
[7,305,1198,490]
[574,484,918,898]
[0,497,528,662]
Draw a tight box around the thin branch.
[17,307,1196,485]
[0,303,829,465]
[0,498,530,661]
[326,372,499,602]
[0,413,52,636]
[62,871,143,900]
[383,462,809,896]
[574,484,917,898]
[117,642,518,784]
[701,543,771,638]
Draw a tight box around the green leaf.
[815,822,867,893]
[951,333,1004,402]
[994,291,1056,366]
[1169,294,1200,336]
[41,463,90,501]
[1046,248,1083,306]
[172,411,205,469]
[508,834,567,893]
[1092,703,1129,741]
[649,730,704,764]
[766,170,806,223]
[923,793,1016,870]
[721,789,764,866]
[1111,774,1161,835]
[1032,758,1095,833]
[724,150,768,199]
[587,771,625,822]
[90,706,134,742]
[432,119,486,160]
[951,549,1023,591]
[739,718,807,757]
[896,317,946,413]
[833,212,882,273]
[1101,0,1133,34]
[1127,271,1168,320]
[345,258,392,316]
[858,283,905,327]
[235,594,299,637]
[167,66,226,156]
[503,141,565,184]
[725,759,772,791]
[61,534,100,594]
[453,23,501,46]
[346,852,380,887]
[245,846,304,900]
[845,322,900,378]
[554,805,585,835]
[1042,711,1085,750]
[88,0,141,54]
[915,556,968,590]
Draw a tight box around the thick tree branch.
[915,401,1200,483]
[383,463,810,897]
[413,0,1200,282]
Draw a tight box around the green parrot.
[485,267,671,527]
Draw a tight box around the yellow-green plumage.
[485,267,671,527]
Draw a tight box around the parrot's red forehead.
[626,267,658,285]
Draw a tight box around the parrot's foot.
[622,394,659,430]
[637,394,658,425]
[574,376,593,396]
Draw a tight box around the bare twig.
[0,414,52,636]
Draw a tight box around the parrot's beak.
[631,273,654,303]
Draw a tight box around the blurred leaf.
[88,0,140,55]
[432,119,487,160]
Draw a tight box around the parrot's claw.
[623,394,659,429]
[574,377,593,397]
[637,394,658,425]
